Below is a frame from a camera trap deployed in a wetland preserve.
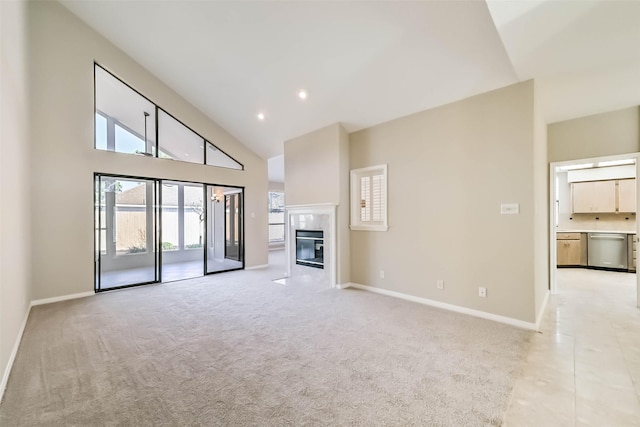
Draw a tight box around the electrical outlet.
[380,270,385,279]
[436,279,444,289]
[478,287,487,298]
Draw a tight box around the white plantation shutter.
[360,176,371,222]
[372,174,384,221]
[351,165,388,231]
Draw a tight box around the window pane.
[268,192,285,242]
[184,185,204,249]
[158,110,204,164]
[269,224,285,242]
[206,142,243,170]
[96,175,157,290]
[115,124,146,155]
[161,183,179,251]
[95,113,107,150]
[115,179,150,254]
[95,65,156,155]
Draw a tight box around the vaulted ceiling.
[61,0,640,170]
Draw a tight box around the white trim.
[245,264,269,270]
[549,152,640,296]
[549,162,558,295]
[336,282,353,289]
[31,291,94,306]
[535,290,550,331]
[285,203,338,210]
[0,305,31,403]
[348,283,537,331]
[350,225,389,231]
[268,243,285,251]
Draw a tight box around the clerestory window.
[94,63,243,170]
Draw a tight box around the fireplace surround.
[285,204,337,287]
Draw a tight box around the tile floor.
[99,258,243,289]
[503,268,640,426]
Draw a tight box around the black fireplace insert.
[295,230,324,269]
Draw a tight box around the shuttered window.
[351,165,388,231]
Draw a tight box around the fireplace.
[295,230,324,269]
[286,204,336,287]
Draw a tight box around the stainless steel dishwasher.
[587,233,628,270]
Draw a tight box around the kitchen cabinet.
[617,179,636,213]
[572,180,625,213]
[557,232,586,266]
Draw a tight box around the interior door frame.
[549,152,640,308]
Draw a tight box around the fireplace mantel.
[285,203,337,287]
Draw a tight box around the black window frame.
[93,62,244,171]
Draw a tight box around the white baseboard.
[535,290,550,332]
[1,290,96,402]
[336,282,353,289]
[31,291,94,306]
[245,264,269,270]
[348,283,537,331]
[0,305,31,403]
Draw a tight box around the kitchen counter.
[556,229,636,234]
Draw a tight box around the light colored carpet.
[0,254,531,426]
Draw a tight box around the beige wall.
[350,81,538,323]
[548,106,640,162]
[28,1,268,300]
[268,181,284,192]
[284,123,350,285]
[1,0,32,391]
[284,124,343,206]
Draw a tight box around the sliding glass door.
[161,181,205,282]
[207,186,244,273]
[225,193,242,262]
[95,175,159,290]
[95,175,244,291]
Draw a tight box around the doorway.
[549,153,639,307]
[95,174,244,291]
[206,186,244,273]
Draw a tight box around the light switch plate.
[500,203,519,215]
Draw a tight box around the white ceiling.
[61,0,640,179]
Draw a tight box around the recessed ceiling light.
[257,112,265,121]
[298,90,308,100]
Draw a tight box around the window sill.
[350,225,389,232]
